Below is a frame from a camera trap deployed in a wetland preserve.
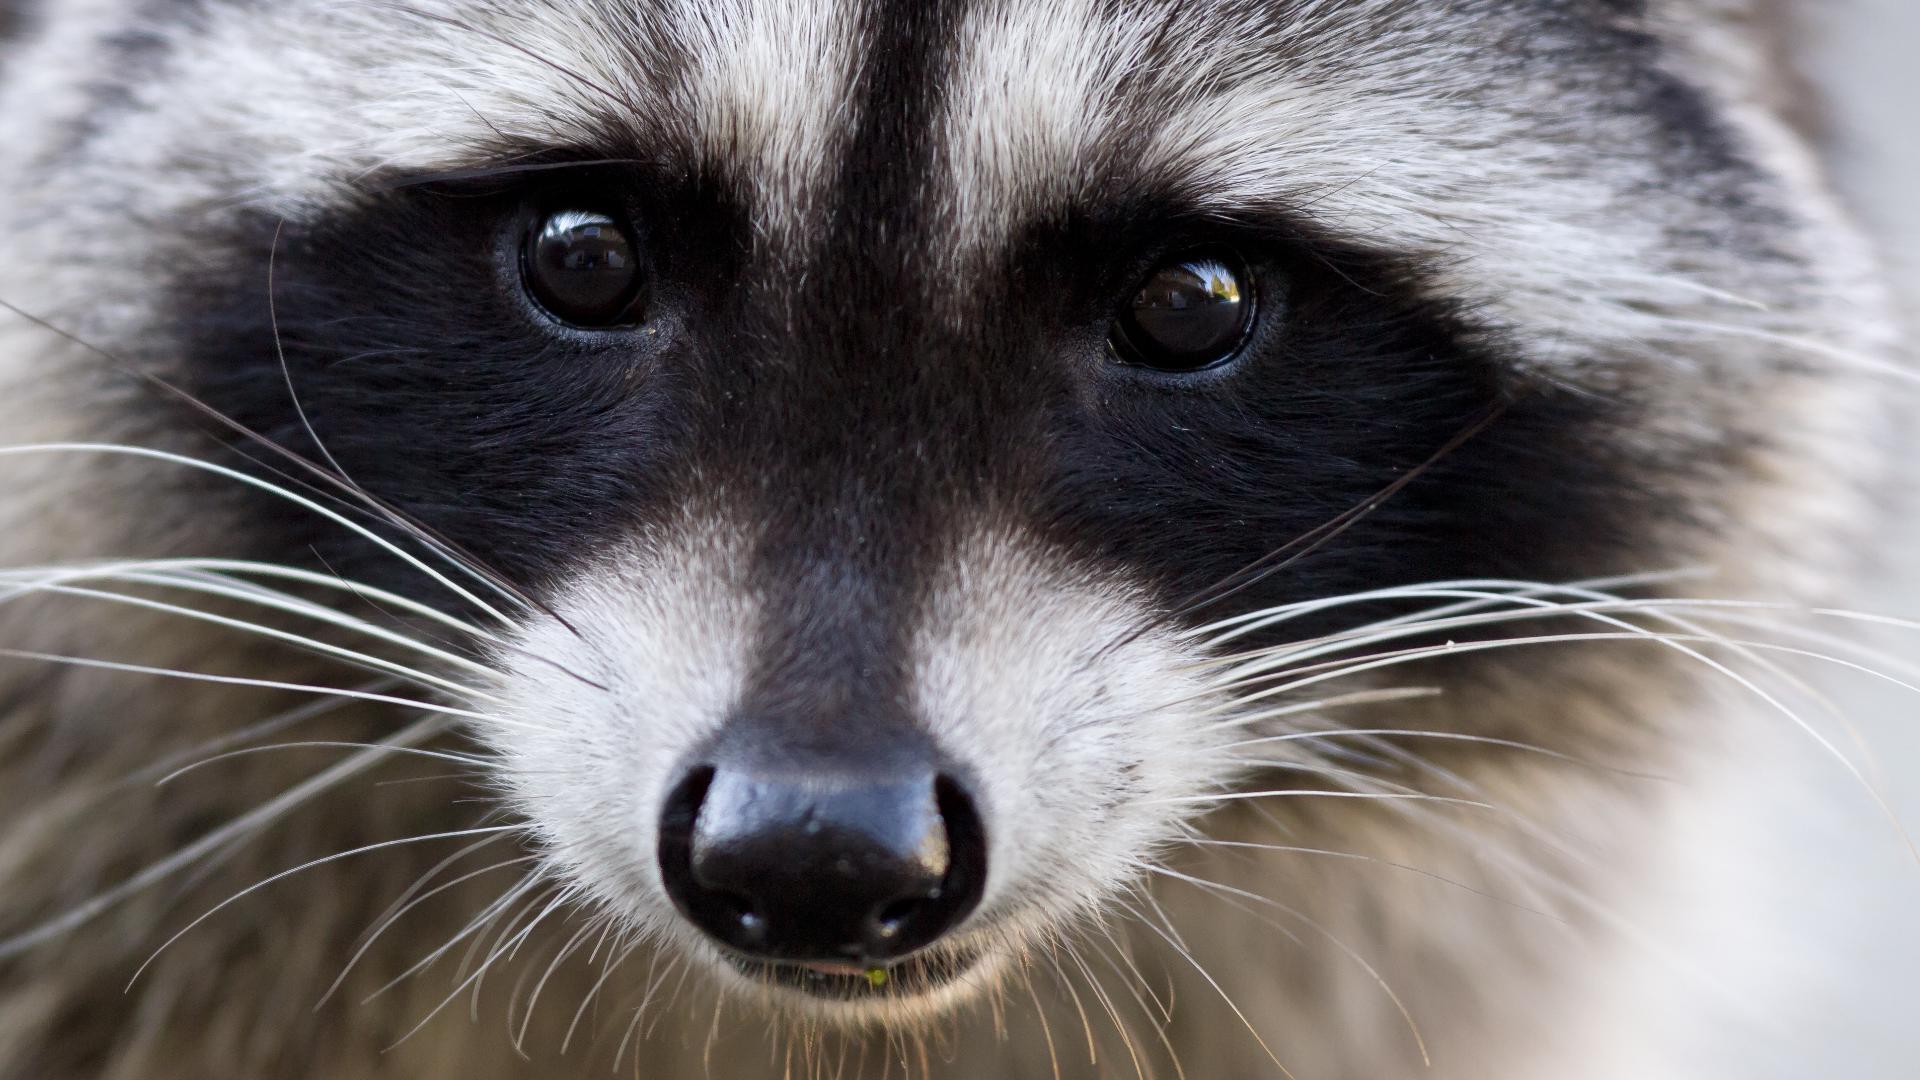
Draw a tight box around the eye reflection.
[522,209,646,327]
[1111,252,1255,372]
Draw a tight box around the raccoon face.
[0,0,1877,1026]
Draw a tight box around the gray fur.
[0,2,1905,1078]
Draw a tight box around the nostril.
[921,772,988,931]
[659,766,783,951]
[656,764,723,930]
[660,764,714,836]
[857,774,987,953]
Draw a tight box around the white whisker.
[319,849,532,1009]
[0,712,452,959]
[1180,836,1558,917]
[0,647,491,720]
[157,741,490,786]
[367,871,544,1003]
[129,821,520,988]
[1140,859,1430,1067]
[1147,789,1496,810]
[1219,727,1663,781]
[1188,570,1699,645]
[3,580,500,701]
[0,443,519,623]
[384,884,572,1050]
[0,556,501,644]
[1116,897,1295,1079]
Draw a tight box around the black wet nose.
[657,763,986,964]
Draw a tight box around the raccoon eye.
[1110,251,1255,372]
[522,209,646,327]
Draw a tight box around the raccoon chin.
[698,936,1007,1024]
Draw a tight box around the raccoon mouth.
[726,945,983,1001]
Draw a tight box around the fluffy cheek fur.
[482,513,760,954]
[483,519,1230,1020]
[910,533,1228,945]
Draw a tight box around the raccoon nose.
[656,762,987,964]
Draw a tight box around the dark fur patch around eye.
[154,149,1697,684]
[156,159,753,598]
[978,207,1691,647]
[146,0,1740,681]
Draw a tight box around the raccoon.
[0,1,1905,1078]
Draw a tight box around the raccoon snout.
[656,755,988,965]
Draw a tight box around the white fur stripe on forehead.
[935,0,1159,246]
[936,0,1790,371]
[671,0,867,230]
[94,0,866,244]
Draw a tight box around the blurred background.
[1809,0,1920,1071]
[1615,3,1920,1074]
[1792,0,1920,1062]
[1789,2,1912,1068]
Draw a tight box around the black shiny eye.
[1110,251,1255,371]
[523,209,646,326]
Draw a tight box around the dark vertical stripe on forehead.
[732,1,982,747]
[828,0,973,272]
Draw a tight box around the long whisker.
[1018,959,1066,1080]
[0,711,453,959]
[0,296,571,629]
[5,581,500,701]
[1207,623,1920,850]
[1,556,501,642]
[1651,314,1920,384]
[129,821,519,987]
[0,443,516,623]
[1220,727,1664,782]
[1116,896,1296,1079]
[119,688,382,791]
[1147,789,1497,810]
[1180,837,1558,918]
[269,216,352,485]
[1140,860,1430,1067]
[369,870,545,1002]
[157,741,490,785]
[1039,936,1100,1068]
[468,885,575,1021]
[561,930,644,1054]
[0,648,491,721]
[383,883,573,1050]
[1186,570,1703,645]
[1173,404,1509,621]
[515,911,607,1053]
[1057,936,1148,1080]
[3,562,504,670]
[319,849,533,1009]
